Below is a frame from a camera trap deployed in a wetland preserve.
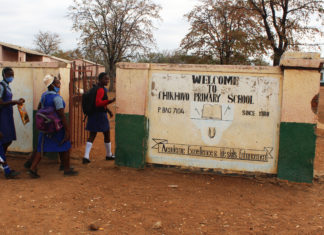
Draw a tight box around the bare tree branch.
[68,0,161,89]
[33,31,61,55]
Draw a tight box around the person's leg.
[1,142,20,178]
[83,132,97,163]
[0,154,19,179]
[2,142,12,154]
[29,152,41,178]
[61,151,70,171]
[104,130,114,160]
[59,152,64,170]
[61,151,78,176]
[24,150,36,169]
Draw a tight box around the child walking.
[82,72,116,164]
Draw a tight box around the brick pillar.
[277,52,321,183]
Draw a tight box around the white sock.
[105,142,112,157]
[84,142,93,160]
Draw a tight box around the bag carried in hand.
[17,104,30,125]
[82,85,98,116]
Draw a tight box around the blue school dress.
[37,91,71,153]
[86,87,110,132]
[0,81,16,144]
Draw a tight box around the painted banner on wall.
[147,73,281,173]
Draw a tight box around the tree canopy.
[181,0,323,65]
[137,50,268,65]
[180,0,265,65]
[68,0,161,88]
[33,31,61,55]
[52,49,83,61]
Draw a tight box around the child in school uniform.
[82,72,116,163]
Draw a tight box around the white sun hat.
[43,74,55,88]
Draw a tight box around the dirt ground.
[1,88,324,235]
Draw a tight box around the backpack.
[82,85,99,116]
[35,95,63,133]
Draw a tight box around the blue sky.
[0,0,322,57]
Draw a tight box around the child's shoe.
[106,155,115,161]
[24,160,32,169]
[82,158,91,164]
[64,169,79,176]
[28,169,40,179]
[5,170,20,179]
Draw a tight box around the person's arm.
[0,83,25,106]
[57,108,69,143]
[95,88,109,107]
[107,97,116,105]
[53,96,69,143]
[0,98,24,106]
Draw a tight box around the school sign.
[115,52,321,183]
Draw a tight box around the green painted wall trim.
[115,114,147,168]
[278,122,316,183]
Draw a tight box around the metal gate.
[69,62,100,148]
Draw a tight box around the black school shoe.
[82,158,91,164]
[28,169,40,179]
[5,170,20,179]
[59,165,74,171]
[106,155,115,161]
[64,169,79,176]
[24,160,32,169]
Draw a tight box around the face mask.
[5,76,14,83]
[53,86,60,93]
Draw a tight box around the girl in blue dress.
[82,72,115,164]
[29,75,78,178]
[0,67,24,177]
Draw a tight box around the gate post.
[278,52,321,183]
[69,62,75,145]
[115,63,150,168]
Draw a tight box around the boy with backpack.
[82,72,115,164]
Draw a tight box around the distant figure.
[28,75,78,178]
[82,72,116,164]
[0,131,20,179]
[0,67,25,176]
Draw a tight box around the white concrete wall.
[0,62,70,153]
